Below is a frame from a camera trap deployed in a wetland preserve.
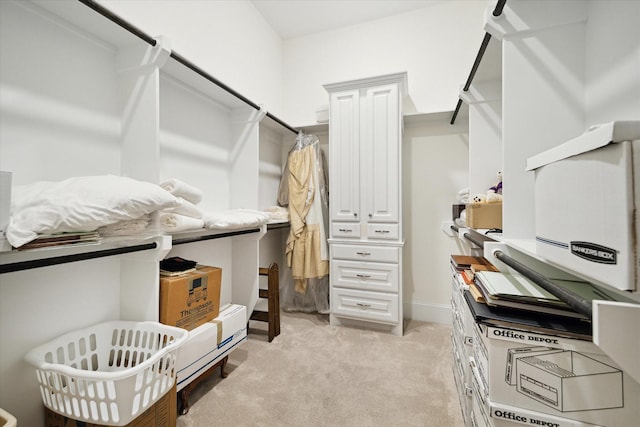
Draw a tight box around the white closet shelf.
[0,234,170,274]
[32,0,298,135]
[0,226,268,274]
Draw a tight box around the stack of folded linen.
[264,205,289,222]
[159,179,205,233]
[202,208,270,230]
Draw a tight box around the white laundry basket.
[0,408,17,427]
[25,320,188,426]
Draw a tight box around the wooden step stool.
[250,262,280,342]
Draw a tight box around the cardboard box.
[160,265,222,331]
[526,121,640,292]
[472,323,640,426]
[176,304,247,391]
[465,202,502,229]
[44,384,176,427]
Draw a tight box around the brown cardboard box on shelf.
[160,265,222,331]
[44,384,177,427]
[465,202,502,229]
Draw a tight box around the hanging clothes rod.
[78,0,299,136]
[450,0,507,125]
[172,228,261,246]
[0,242,158,274]
[493,250,593,319]
[463,232,487,248]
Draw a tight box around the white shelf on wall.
[0,234,170,274]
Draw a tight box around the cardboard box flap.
[526,121,640,171]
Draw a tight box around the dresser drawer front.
[332,260,399,292]
[332,244,399,263]
[331,288,399,324]
[366,223,399,240]
[332,222,360,239]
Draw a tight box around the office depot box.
[473,323,640,426]
[160,265,222,331]
[526,121,640,292]
[45,384,177,427]
[465,202,502,229]
[176,304,247,391]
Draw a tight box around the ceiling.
[251,0,443,39]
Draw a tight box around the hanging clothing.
[285,136,329,294]
[278,133,329,313]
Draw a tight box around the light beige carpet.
[177,312,464,427]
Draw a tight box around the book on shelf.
[463,290,592,341]
[450,255,499,272]
[159,256,198,276]
[473,271,610,320]
[160,268,197,277]
[17,231,101,250]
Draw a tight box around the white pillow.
[7,175,180,248]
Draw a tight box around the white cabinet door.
[329,89,361,223]
[362,84,400,224]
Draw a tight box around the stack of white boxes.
[467,311,640,426]
[450,267,476,427]
[176,304,247,391]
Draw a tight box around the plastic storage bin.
[0,408,17,427]
[25,320,188,426]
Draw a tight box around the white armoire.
[324,72,407,336]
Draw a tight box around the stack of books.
[160,256,198,277]
[450,255,499,301]
[17,231,101,251]
[449,254,627,340]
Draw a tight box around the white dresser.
[324,72,406,336]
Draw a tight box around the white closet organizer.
[0,1,295,425]
[325,73,407,336]
[448,0,640,425]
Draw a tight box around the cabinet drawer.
[332,222,360,238]
[332,244,399,263]
[332,260,399,292]
[366,223,399,240]
[331,287,399,324]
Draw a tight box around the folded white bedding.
[159,212,204,233]
[160,179,203,205]
[98,215,151,236]
[264,206,289,221]
[7,175,179,248]
[203,209,269,230]
[163,197,203,219]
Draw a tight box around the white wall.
[99,0,285,118]
[282,1,488,126]
[585,0,640,125]
[403,117,470,323]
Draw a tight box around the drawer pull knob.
[356,303,371,308]
[355,251,371,256]
[374,230,390,233]
[338,228,352,232]
[356,274,371,278]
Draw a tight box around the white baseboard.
[404,301,452,325]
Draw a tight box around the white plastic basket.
[25,320,188,426]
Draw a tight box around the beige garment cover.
[285,145,329,293]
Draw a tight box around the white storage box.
[176,304,247,391]
[24,320,188,426]
[526,121,640,292]
[473,323,640,426]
